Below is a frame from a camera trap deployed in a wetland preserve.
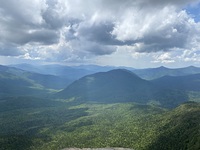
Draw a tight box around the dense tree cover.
[0,97,199,150]
[152,73,200,91]
[0,65,71,97]
[57,69,188,108]
[1,66,200,150]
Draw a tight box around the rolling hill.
[0,65,71,97]
[132,66,200,80]
[57,69,188,107]
[152,73,200,91]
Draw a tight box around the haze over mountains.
[133,66,200,80]
[2,64,200,107]
[1,64,200,150]
[0,65,72,97]
[10,64,118,80]
[11,63,200,80]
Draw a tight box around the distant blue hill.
[132,66,200,80]
[11,64,200,80]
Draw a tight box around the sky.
[0,0,200,68]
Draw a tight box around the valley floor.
[0,97,200,150]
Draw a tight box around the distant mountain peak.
[108,68,138,75]
[92,69,142,81]
[56,68,188,108]
[157,66,169,70]
[57,68,157,104]
[107,68,135,74]
[185,65,198,69]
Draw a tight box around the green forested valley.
[0,97,200,150]
[0,65,200,150]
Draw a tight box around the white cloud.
[0,0,200,67]
[153,52,175,63]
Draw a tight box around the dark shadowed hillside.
[0,65,71,97]
[152,73,200,91]
[57,69,188,107]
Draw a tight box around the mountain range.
[0,64,200,150]
[132,66,200,80]
[1,64,200,107]
[11,63,200,80]
[10,64,117,80]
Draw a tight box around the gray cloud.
[0,0,200,65]
[77,22,126,45]
[111,6,200,53]
[134,19,191,52]
[83,43,116,56]
[0,0,59,47]
[69,39,116,56]
[0,0,46,26]
[27,29,59,45]
[42,0,68,29]
[2,28,59,46]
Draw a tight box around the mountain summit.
[57,69,187,107]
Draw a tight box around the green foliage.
[1,97,199,150]
[34,102,200,150]
[1,65,200,150]
[0,97,88,150]
[152,73,200,91]
[0,135,33,150]
[146,102,200,150]
[0,65,71,98]
[57,69,188,108]
[188,91,200,102]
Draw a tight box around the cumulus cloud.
[0,0,200,66]
[112,6,200,52]
[153,52,175,63]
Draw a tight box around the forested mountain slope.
[1,99,199,150]
[152,73,200,91]
[0,65,70,97]
[57,69,188,108]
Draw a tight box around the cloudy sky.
[0,0,200,68]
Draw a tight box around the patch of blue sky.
[185,2,200,22]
